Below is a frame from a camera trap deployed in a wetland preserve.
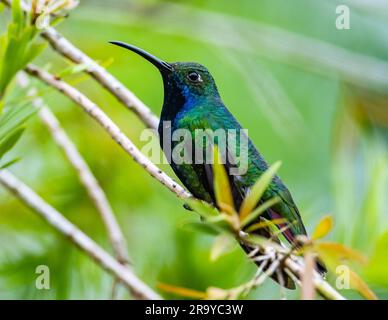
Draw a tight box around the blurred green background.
[1,0,388,299]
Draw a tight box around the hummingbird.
[110,41,326,288]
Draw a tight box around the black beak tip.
[109,40,125,47]
[108,40,173,72]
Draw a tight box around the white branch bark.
[0,170,161,300]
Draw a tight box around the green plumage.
[158,62,307,240]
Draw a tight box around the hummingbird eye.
[187,72,202,82]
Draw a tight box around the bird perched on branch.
[110,41,326,288]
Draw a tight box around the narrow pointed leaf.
[184,198,218,220]
[241,196,280,228]
[0,128,24,160]
[57,62,91,78]
[239,161,281,220]
[349,270,378,300]
[180,221,220,236]
[0,157,20,169]
[312,215,333,240]
[213,145,235,215]
[243,234,284,251]
[0,103,36,141]
[315,242,368,270]
[157,283,206,299]
[245,218,287,233]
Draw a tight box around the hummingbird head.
[109,41,220,113]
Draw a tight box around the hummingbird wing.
[174,104,307,244]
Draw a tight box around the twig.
[283,254,345,300]
[24,64,191,200]
[241,237,345,300]
[0,170,161,300]
[41,27,159,130]
[300,250,315,300]
[226,258,278,299]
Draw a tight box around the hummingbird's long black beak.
[109,41,173,73]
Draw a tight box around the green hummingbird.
[110,41,326,288]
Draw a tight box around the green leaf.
[0,0,44,97]
[0,157,21,169]
[239,161,281,220]
[180,221,219,236]
[57,63,91,78]
[0,103,36,140]
[245,218,287,233]
[213,145,235,215]
[240,196,280,228]
[312,215,333,240]
[0,127,24,160]
[0,103,35,165]
[12,0,24,33]
[184,198,218,220]
[23,43,46,66]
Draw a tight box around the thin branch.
[25,64,191,200]
[41,27,159,130]
[283,254,345,300]
[300,250,315,300]
[242,238,345,300]
[0,170,161,300]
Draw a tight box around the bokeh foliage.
[0,0,388,299]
